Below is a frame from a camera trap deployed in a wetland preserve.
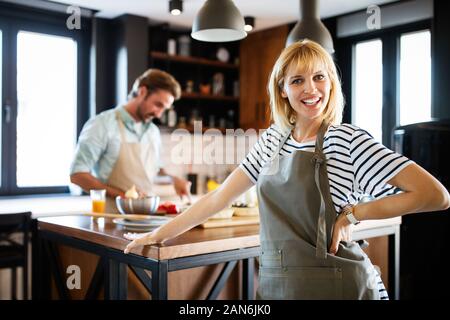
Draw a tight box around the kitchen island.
[32,213,401,300]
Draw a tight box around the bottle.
[177,116,187,129]
[226,109,235,128]
[160,110,168,126]
[168,108,177,128]
[167,39,176,55]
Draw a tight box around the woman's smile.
[301,96,322,107]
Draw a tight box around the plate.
[113,216,172,230]
[216,47,229,63]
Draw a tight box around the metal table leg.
[152,260,168,300]
[242,258,254,300]
[388,225,401,300]
[104,259,128,300]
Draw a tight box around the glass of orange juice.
[90,189,106,213]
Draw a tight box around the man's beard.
[137,104,155,123]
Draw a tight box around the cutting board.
[199,215,259,229]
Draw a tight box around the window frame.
[0,3,90,196]
[336,19,431,148]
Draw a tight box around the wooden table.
[32,215,401,300]
[33,215,260,300]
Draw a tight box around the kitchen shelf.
[181,92,239,101]
[150,51,238,69]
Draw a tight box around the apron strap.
[115,111,127,142]
[312,120,329,259]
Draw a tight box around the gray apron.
[256,121,381,300]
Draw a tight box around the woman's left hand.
[329,212,354,255]
[123,231,156,254]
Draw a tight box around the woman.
[123,40,450,300]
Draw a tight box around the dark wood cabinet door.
[239,25,288,131]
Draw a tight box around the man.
[70,69,191,212]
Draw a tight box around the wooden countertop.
[38,215,260,260]
[37,214,401,261]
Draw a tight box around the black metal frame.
[32,222,400,300]
[335,19,432,149]
[32,227,258,300]
[0,2,91,196]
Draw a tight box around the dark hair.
[128,68,181,100]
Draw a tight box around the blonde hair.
[268,40,344,131]
[128,68,181,101]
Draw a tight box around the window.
[338,20,431,148]
[399,30,431,125]
[16,31,78,187]
[0,29,2,188]
[353,39,383,142]
[0,5,90,195]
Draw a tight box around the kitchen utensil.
[115,195,160,215]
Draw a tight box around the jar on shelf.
[178,35,191,56]
[177,117,187,129]
[168,108,177,128]
[185,80,194,93]
[167,39,176,55]
[212,73,225,96]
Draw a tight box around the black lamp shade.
[169,0,183,15]
[286,0,334,54]
[244,16,255,32]
[192,0,246,42]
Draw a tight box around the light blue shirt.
[70,105,164,183]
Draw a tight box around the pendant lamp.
[286,0,334,54]
[191,0,247,42]
[244,16,255,32]
[169,0,183,16]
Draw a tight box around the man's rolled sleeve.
[70,117,108,175]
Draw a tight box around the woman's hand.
[329,211,354,255]
[123,231,157,254]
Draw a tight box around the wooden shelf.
[150,51,238,69]
[181,92,239,101]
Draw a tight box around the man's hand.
[329,211,354,255]
[172,176,192,203]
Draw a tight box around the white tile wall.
[160,129,260,194]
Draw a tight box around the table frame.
[32,222,400,300]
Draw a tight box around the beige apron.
[256,121,381,300]
[105,112,159,213]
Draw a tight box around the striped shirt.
[240,123,413,214]
[240,123,413,300]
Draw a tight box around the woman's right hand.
[123,231,157,254]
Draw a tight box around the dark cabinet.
[393,120,450,299]
[239,25,288,130]
[149,26,240,132]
